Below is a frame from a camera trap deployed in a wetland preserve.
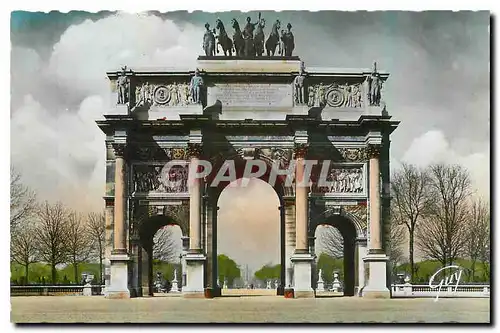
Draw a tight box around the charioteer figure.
[242,13,261,56]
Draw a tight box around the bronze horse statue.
[254,18,265,57]
[215,18,233,56]
[231,18,245,57]
[265,20,281,56]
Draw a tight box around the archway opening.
[216,177,283,296]
[138,214,186,296]
[314,215,356,296]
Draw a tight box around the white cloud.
[11,13,202,212]
[400,130,489,198]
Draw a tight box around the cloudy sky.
[10,10,490,272]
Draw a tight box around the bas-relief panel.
[311,164,366,195]
[132,163,189,195]
[133,82,194,107]
[307,83,364,108]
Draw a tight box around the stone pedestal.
[106,253,130,299]
[82,283,92,296]
[102,258,111,297]
[183,253,206,298]
[317,271,325,292]
[291,253,315,298]
[171,279,179,293]
[362,252,390,298]
[104,104,129,117]
[331,272,342,292]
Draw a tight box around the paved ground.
[11,296,490,323]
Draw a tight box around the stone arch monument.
[98,40,399,299]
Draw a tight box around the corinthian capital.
[366,144,381,159]
[293,143,309,159]
[112,143,127,158]
[187,143,203,158]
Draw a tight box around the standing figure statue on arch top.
[190,68,204,104]
[203,23,216,56]
[242,13,261,56]
[282,23,295,56]
[294,61,307,105]
[254,15,266,57]
[366,62,383,106]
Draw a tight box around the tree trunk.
[24,263,29,285]
[74,262,79,284]
[409,231,414,282]
[470,261,476,283]
[51,264,57,284]
[99,254,103,285]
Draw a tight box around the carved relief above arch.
[342,204,368,238]
[130,200,189,240]
[310,203,367,238]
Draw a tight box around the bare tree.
[464,199,490,282]
[480,243,490,282]
[87,211,106,284]
[416,164,471,268]
[34,201,69,284]
[391,163,431,281]
[153,227,181,263]
[168,205,189,236]
[316,225,343,258]
[66,211,93,283]
[10,166,36,231]
[387,209,406,277]
[11,221,38,284]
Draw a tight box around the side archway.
[130,204,189,297]
[312,212,358,296]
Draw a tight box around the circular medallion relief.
[153,85,171,105]
[160,164,187,192]
[325,88,345,107]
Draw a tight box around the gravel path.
[10,296,490,323]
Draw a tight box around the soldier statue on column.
[294,61,307,105]
[116,66,130,104]
[189,68,204,104]
[366,62,383,106]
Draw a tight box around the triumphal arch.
[97,19,399,299]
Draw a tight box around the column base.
[183,291,207,298]
[362,252,390,299]
[361,290,390,299]
[294,290,315,298]
[183,253,206,297]
[105,253,130,299]
[291,252,315,298]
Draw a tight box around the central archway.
[207,158,287,296]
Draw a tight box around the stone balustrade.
[391,283,490,298]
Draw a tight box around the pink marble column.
[294,144,309,253]
[112,144,126,254]
[367,145,382,251]
[188,143,203,252]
